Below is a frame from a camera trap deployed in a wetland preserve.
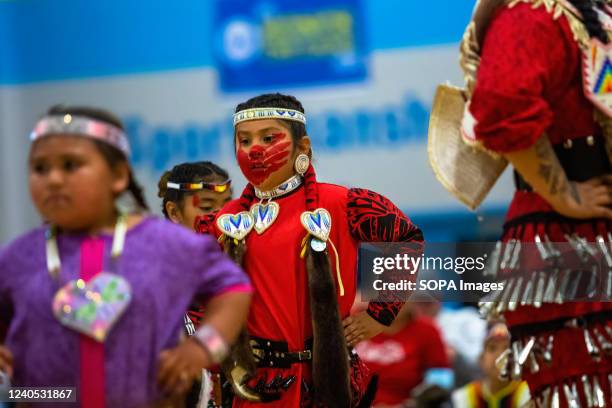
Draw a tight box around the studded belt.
[250,336,313,369]
[514,134,610,192]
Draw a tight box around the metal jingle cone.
[519,336,536,366]
[593,376,605,408]
[498,364,510,382]
[596,236,612,268]
[566,270,583,302]
[495,348,511,381]
[509,240,522,269]
[535,396,543,408]
[571,383,581,408]
[479,289,501,306]
[496,277,515,314]
[581,374,594,408]
[183,313,196,336]
[484,241,502,278]
[508,276,524,312]
[562,382,580,408]
[541,335,554,364]
[543,234,561,257]
[511,341,523,380]
[495,348,511,371]
[583,328,601,360]
[479,301,497,319]
[592,327,612,354]
[566,234,590,263]
[551,386,561,408]
[606,268,612,301]
[606,232,612,300]
[479,283,504,315]
[577,235,598,257]
[521,274,535,306]
[543,270,559,304]
[528,351,540,374]
[534,272,548,308]
[540,387,551,408]
[499,241,522,313]
[585,264,600,300]
[565,318,581,329]
[556,268,572,304]
[535,234,554,262]
[500,239,516,270]
[529,272,541,306]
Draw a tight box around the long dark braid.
[301,164,351,407]
[569,0,609,43]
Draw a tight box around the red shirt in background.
[356,316,449,406]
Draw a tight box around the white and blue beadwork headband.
[30,114,131,157]
[233,108,307,127]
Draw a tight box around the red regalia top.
[197,180,423,406]
[469,2,602,221]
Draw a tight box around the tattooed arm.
[505,135,612,219]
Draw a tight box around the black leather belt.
[250,336,313,369]
[514,135,611,191]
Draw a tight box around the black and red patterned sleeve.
[347,188,424,326]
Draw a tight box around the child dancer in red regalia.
[195,93,424,407]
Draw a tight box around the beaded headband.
[30,114,131,157]
[167,179,232,193]
[233,107,306,127]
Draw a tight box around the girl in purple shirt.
[0,105,252,407]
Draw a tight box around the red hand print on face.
[192,194,200,207]
[237,133,292,185]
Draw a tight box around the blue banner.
[213,0,368,91]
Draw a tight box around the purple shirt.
[0,217,249,407]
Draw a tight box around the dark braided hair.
[230,94,351,406]
[46,105,149,211]
[157,161,229,218]
[569,0,609,43]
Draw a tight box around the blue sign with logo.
[213,0,368,91]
